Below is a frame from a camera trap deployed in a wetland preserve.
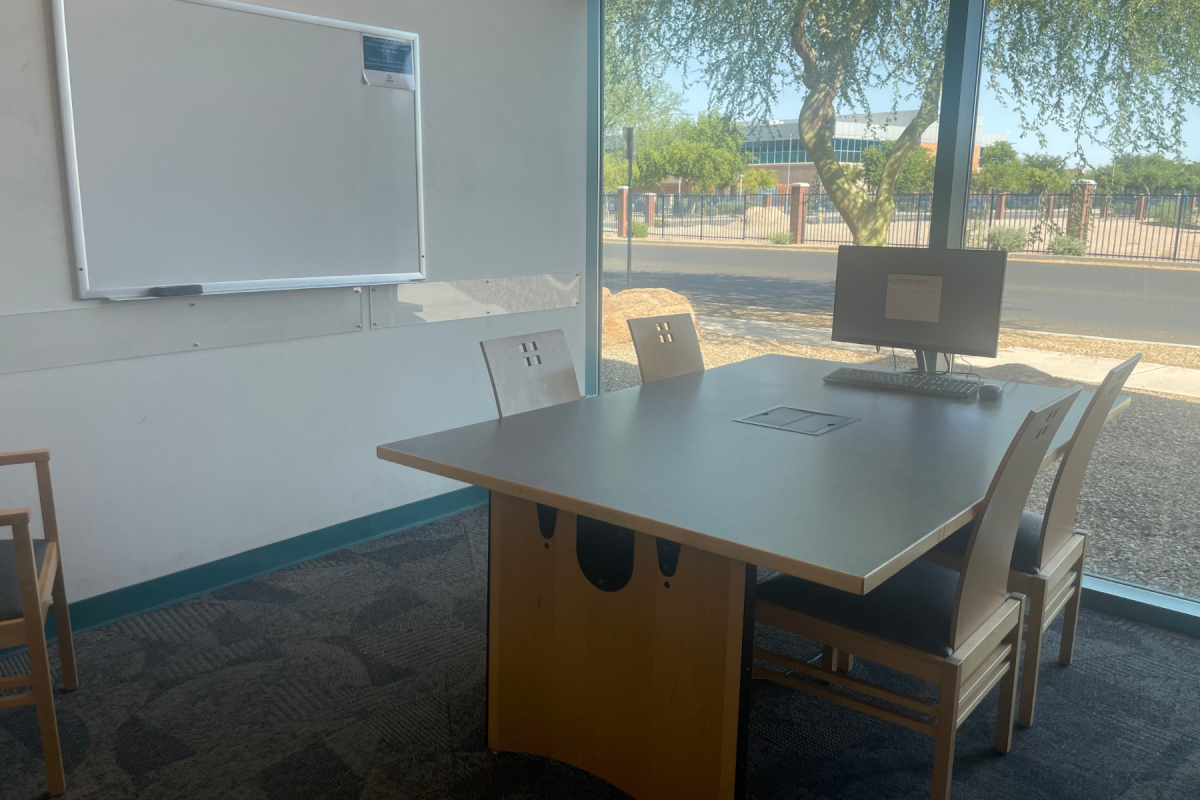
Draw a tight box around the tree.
[861,142,936,193]
[978,141,1019,168]
[974,142,1025,191]
[603,150,637,193]
[1095,154,1200,195]
[974,161,1027,193]
[605,76,684,142]
[603,112,757,192]
[659,112,757,192]
[742,168,782,193]
[616,0,1200,244]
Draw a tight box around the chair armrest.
[0,449,50,467]
[0,508,32,528]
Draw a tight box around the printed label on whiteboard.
[885,274,943,323]
[362,35,414,90]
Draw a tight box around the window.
[963,6,1200,602]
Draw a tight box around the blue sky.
[665,66,1200,166]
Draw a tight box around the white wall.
[0,0,588,600]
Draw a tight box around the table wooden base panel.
[487,491,750,800]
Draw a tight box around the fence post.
[1067,179,1096,241]
[1173,193,1186,261]
[742,194,748,240]
[1135,194,1146,221]
[646,193,656,233]
[997,192,1007,221]
[1099,194,1108,219]
[912,191,920,246]
[617,186,629,238]
[789,183,809,244]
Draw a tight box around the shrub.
[1049,235,1086,256]
[769,232,792,245]
[987,226,1028,252]
[630,220,649,238]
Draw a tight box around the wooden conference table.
[377,355,1127,800]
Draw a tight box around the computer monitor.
[831,245,1007,358]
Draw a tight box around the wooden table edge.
[377,393,1132,597]
[376,443,867,594]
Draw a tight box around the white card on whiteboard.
[885,274,943,323]
[363,34,415,89]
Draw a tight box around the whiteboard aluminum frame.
[52,0,427,300]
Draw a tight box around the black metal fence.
[963,192,1198,261]
[603,191,1199,262]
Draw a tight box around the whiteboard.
[54,0,426,300]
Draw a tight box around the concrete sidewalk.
[697,316,1200,400]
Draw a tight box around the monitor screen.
[831,246,1007,358]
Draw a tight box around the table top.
[378,355,1127,594]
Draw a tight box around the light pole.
[624,126,635,290]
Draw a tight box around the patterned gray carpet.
[2,505,1199,799]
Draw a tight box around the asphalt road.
[603,241,1200,346]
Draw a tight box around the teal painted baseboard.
[40,485,487,642]
[11,489,1197,661]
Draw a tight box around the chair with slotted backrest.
[480,329,581,417]
[755,388,1081,800]
[626,313,705,384]
[479,330,657,591]
[1,449,78,796]
[927,354,1140,726]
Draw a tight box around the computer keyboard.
[823,367,980,400]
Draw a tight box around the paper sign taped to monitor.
[885,274,943,323]
[363,35,414,89]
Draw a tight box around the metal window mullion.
[928,0,987,250]
[584,0,603,396]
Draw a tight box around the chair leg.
[1059,560,1084,667]
[51,559,78,692]
[994,614,1023,753]
[1018,578,1047,728]
[821,646,855,674]
[930,665,961,800]
[27,623,67,796]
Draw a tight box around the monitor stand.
[916,350,941,373]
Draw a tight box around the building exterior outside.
[741,110,1008,186]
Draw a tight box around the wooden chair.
[480,329,581,417]
[754,388,1081,800]
[1,449,78,797]
[926,354,1141,726]
[626,313,704,384]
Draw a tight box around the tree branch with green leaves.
[616,0,1200,245]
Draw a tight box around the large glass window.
[600,2,1198,607]
[602,2,950,391]
[960,4,1200,600]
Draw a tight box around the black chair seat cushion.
[934,511,1044,575]
[0,538,48,621]
[757,558,962,657]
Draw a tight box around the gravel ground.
[692,303,1200,370]
[602,333,1200,599]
